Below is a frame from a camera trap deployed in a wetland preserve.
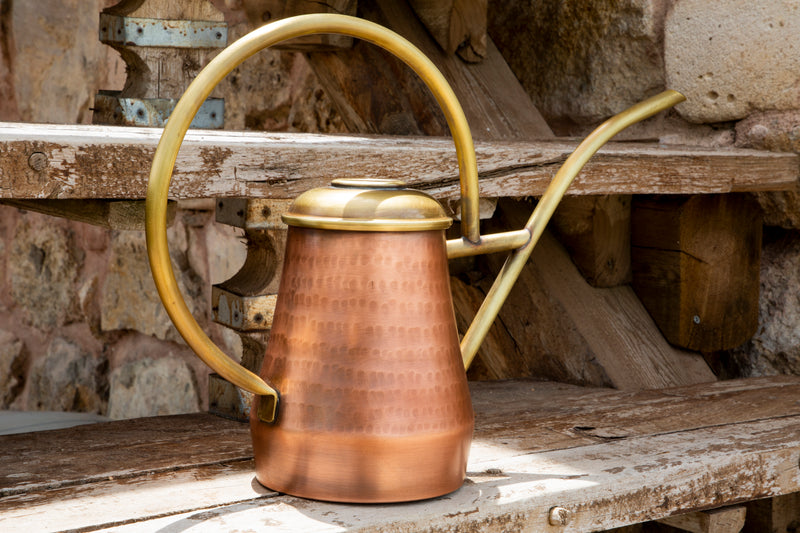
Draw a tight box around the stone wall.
[0,0,343,419]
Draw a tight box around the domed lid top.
[282,178,452,232]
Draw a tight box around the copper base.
[251,426,472,503]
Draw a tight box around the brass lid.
[282,178,452,231]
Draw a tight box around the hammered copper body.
[250,227,474,503]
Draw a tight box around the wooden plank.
[0,461,272,533]
[658,506,746,533]
[40,414,800,532]
[0,123,794,200]
[470,376,800,458]
[2,377,799,532]
[0,413,251,496]
[0,199,176,229]
[632,194,762,351]
[408,0,488,62]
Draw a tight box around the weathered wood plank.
[47,415,800,533]
[303,0,551,140]
[240,0,357,50]
[470,376,800,459]
[0,413,251,497]
[0,461,272,533]
[408,0,488,62]
[0,122,794,200]
[2,378,800,532]
[0,199,176,229]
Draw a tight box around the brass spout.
[457,89,686,369]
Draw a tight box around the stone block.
[0,330,25,408]
[11,0,115,124]
[10,215,80,331]
[729,231,800,377]
[27,337,108,413]
[101,227,202,342]
[107,357,200,419]
[665,1,800,123]
[489,0,666,127]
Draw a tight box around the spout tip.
[664,88,687,104]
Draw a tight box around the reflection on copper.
[250,227,474,502]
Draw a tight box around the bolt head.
[548,506,572,526]
[28,152,48,172]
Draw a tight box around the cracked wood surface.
[2,376,799,532]
[0,122,795,200]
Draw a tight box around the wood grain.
[0,123,794,200]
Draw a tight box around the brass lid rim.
[282,213,453,231]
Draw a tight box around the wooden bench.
[2,376,799,532]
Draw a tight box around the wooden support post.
[240,1,357,50]
[631,194,762,352]
[94,0,227,127]
[208,199,291,421]
[551,195,632,287]
[657,506,746,533]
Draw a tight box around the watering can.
[145,14,684,503]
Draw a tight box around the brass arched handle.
[145,14,481,421]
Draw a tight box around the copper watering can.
[145,14,684,503]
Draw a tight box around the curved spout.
[459,89,686,369]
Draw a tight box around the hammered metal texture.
[250,227,474,503]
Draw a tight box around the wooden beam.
[0,199,176,230]
[658,507,747,533]
[0,123,794,200]
[551,195,632,287]
[408,0,488,62]
[742,493,800,533]
[632,194,762,352]
[239,1,357,51]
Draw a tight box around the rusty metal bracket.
[94,93,224,128]
[99,14,227,48]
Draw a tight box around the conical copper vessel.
[250,227,473,502]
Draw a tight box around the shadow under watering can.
[145,14,685,503]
